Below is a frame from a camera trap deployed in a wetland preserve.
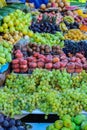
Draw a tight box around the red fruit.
[29,62,37,68]
[83,64,87,70]
[67,68,75,73]
[15,52,23,58]
[75,58,81,63]
[12,64,19,69]
[75,68,83,73]
[53,62,60,69]
[20,65,28,69]
[76,53,84,59]
[37,62,44,68]
[60,67,65,71]
[38,54,46,60]
[52,57,60,63]
[60,55,66,60]
[14,49,21,54]
[13,69,20,73]
[67,62,75,69]
[69,57,76,62]
[45,63,53,69]
[75,63,82,69]
[20,68,28,73]
[27,57,37,62]
[81,57,86,64]
[60,62,67,67]
[12,59,19,64]
[33,52,39,58]
[19,59,27,65]
[51,2,57,7]
[37,58,45,62]
[45,55,52,63]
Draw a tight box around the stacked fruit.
[46,114,87,130]
[29,32,64,47]
[2,70,87,116]
[0,113,25,130]
[12,49,87,73]
[0,9,31,35]
[37,12,63,25]
[40,0,70,12]
[63,40,87,59]
[27,43,63,55]
[12,50,28,73]
[0,32,23,44]
[29,14,61,34]
[64,29,87,41]
[0,40,12,66]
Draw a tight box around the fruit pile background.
[0,0,87,130]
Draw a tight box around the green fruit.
[74,114,87,125]
[81,121,87,130]
[61,127,71,130]
[54,120,63,129]
[0,53,5,58]
[70,122,76,130]
[46,124,55,130]
[0,46,4,52]
[0,57,6,64]
[63,119,72,128]
[62,115,71,121]
[75,125,80,130]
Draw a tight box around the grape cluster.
[63,40,87,58]
[0,69,87,117]
[0,113,25,130]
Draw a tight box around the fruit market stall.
[0,0,87,130]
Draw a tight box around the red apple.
[13,68,20,73]
[53,62,60,69]
[83,64,87,70]
[69,57,76,62]
[15,52,23,58]
[29,62,37,68]
[75,63,82,69]
[81,57,86,64]
[27,57,37,62]
[75,58,81,63]
[67,62,75,69]
[67,68,75,73]
[20,59,27,65]
[45,55,53,63]
[33,52,39,58]
[60,61,67,67]
[37,62,44,68]
[12,64,19,69]
[75,68,83,73]
[76,53,84,59]
[20,65,28,69]
[45,63,53,69]
[12,59,19,64]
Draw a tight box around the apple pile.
[12,49,87,73]
[12,50,28,73]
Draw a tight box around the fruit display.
[0,9,32,34]
[0,113,25,130]
[1,1,87,128]
[0,32,23,44]
[27,43,63,55]
[40,0,70,12]
[0,40,13,67]
[12,48,87,73]
[29,14,61,33]
[29,32,64,47]
[46,114,87,130]
[64,29,87,41]
[63,40,87,59]
[1,69,87,117]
